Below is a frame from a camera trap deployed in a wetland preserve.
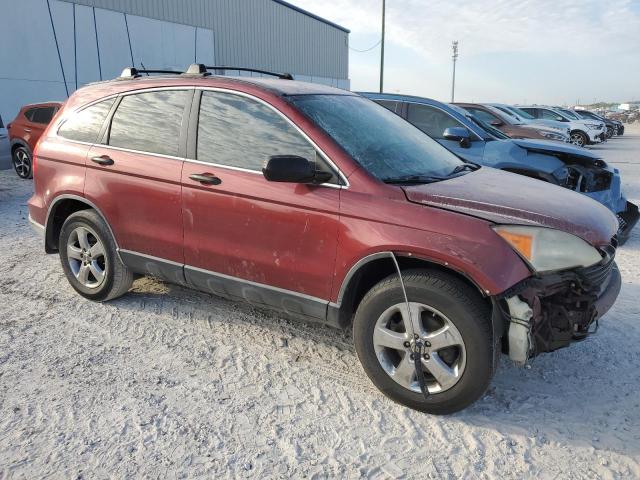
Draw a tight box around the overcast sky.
[289,0,640,105]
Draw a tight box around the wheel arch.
[328,252,490,328]
[10,138,31,154]
[45,195,121,259]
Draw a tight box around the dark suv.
[28,65,622,414]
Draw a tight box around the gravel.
[1,128,639,478]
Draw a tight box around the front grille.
[579,244,616,288]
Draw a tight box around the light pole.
[451,41,459,102]
[379,0,386,93]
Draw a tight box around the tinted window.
[32,106,56,124]
[197,91,318,172]
[376,100,400,114]
[462,107,499,124]
[406,103,465,139]
[290,95,463,181]
[24,109,36,121]
[109,90,187,156]
[58,99,114,143]
[540,109,566,121]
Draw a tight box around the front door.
[182,90,341,321]
[405,103,486,163]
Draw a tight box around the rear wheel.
[569,131,588,147]
[59,209,133,301]
[12,146,32,179]
[353,269,494,414]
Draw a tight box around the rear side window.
[196,91,317,171]
[108,90,188,157]
[407,104,465,139]
[32,107,57,124]
[376,100,400,114]
[58,99,114,143]
[24,109,36,121]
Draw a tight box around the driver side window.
[197,91,338,183]
[406,104,465,139]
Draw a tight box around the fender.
[45,193,123,262]
[10,138,31,153]
[332,250,488,309]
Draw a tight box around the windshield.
[467,115,510,140]
[559,109,579,120]
[508,106,535,120]
[289,95,465,181]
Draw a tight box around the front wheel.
[569,131,588,147]
[12,146,32,179]
[353,269,495,414]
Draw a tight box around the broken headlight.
[493,226,602,273]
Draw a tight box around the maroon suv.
[28,65,621,414]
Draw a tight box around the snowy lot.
[1,128,639,479]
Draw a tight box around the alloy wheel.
[373,302,467,394]
[12,148,31,178]
[570,133,585,147]
[66,226,107,289]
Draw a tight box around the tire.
[606,127,614,139]
[12,146,32,179]
[353,269,494,414]
[59,209,133,301]
[569,131,588,147]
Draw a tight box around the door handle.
[24,128,32,132]
[91,155,114,166]
[189,173,222,185]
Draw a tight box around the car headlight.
[493,225,602,273]
[585,123,601,130]
[539,130,565,141]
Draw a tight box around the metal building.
[0,0,350,123]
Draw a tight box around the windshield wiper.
[448,162,480,176]
[382,174,446,184]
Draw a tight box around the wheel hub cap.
[373,302,467,394]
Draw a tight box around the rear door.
[405,103,485,163]
[181,89,342,320]
[84,88,192,279]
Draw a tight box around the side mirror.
[443,127,472,148]
[262,155,333,184]
[490,119,503,127]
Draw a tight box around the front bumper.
[500,246,621,358]
[29,215,45,237]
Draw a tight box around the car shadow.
[110,272,640,458]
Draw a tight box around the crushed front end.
[498,244,622,364]
[553,163,638,243]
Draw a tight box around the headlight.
[585,123,601,130]
[539,130,566,141]
[493,226,602,273]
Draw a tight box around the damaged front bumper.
[498,245,621,364]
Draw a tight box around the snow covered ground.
[1,128,639,478]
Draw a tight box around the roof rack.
[186,63,294,80]
[118,67,184,79]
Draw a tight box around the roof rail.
[118,67,184,79]
[186,63,294,80]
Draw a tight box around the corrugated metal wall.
[61,0,349,79]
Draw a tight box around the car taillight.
[6,122,11,130]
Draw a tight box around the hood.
[510,138,605,165]
[402,167,618,246]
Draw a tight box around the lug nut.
[425,341,431,347]
[409,353,415,361]
[423,353,430,360]
[403,341,411,348]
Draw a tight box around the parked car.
[573,109,621,138]
[29,65,623,414]
[7,101,62,178]
[0,114,10,171]
[453,103,568,142]
[363,93,638,243]
[488,103,571,136]
[518,106,605,147]
[554,107,609,142]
